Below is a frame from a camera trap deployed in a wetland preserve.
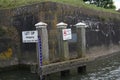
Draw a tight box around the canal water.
[0,53,120,80]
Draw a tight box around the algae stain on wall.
[0,26,17,60]
[0,48,13,60]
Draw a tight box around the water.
[77,53,120,80]
[0,53,120,80]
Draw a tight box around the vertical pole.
[57,22,69,61]
[35,22,49,80]
[75,22,86,58]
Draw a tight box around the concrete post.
[35,22,49,65]
[75,22,87,58]
[57,22,69,61]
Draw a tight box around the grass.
[0,0,43,9]
[0,0,119,14]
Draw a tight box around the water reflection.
[0,70,38,80]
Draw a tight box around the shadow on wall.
[12,14,38,53]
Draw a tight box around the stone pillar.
[35,22,49,65]
[57,22,69,61]
[75,22,87,58]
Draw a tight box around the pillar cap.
[75,22,87,28]
[35,22,47,28]
[57,22,68,28]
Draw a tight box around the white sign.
[62,29,72,40]
[22,30,38,43]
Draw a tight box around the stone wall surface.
[0,1,120,67]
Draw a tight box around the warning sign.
[62,29,72,40]
[22,30,38,43]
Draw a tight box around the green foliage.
[83,0,116,9]
[96,0,115,9]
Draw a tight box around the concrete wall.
[0,1,120,67]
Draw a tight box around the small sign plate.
[22,30,38,43]
[62,29,72,40]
